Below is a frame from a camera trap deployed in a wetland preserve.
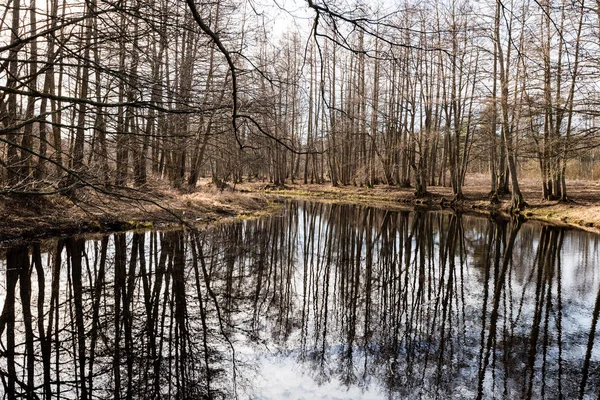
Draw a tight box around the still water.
[0,201,599,399]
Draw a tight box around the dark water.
[1,201,599,399]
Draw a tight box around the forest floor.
[238,174,600,234]
[2,174,600,244]
[0,181,273,244]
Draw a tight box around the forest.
[1,0,600,212]
[2,202,599,398]
[4,1,600,396]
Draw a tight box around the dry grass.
[3,174,600,244]
[238,174,600,234]
[0,180,271,244]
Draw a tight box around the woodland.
[3,1,600,396]
[1,0,600,213]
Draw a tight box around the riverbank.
[238,175,600,234]
[0,182,272,244]
[3,175,600,243]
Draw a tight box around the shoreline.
[239,180,600,235]
[2,178,600,245]
[0,184,275,246]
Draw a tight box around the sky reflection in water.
[0,201,599,399]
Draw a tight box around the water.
[0,201,599,399]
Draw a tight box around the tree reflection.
[1,201,599,399]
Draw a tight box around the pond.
[0,201,599,399]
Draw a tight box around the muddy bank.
[3,176,600,244]
[0,184,273,245]
[238,178,600,234]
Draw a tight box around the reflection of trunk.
[88,236,108,396]
[477,217,522,400]
[4,205,600,398]
[3,247,23,400]
[190,233,214,397]
[48,240,63,396]
[435,214,461,376]
[363,209,374,350]
[579,280,600,399]
[32,243,52,400]
[299,202,316,356]
[67,237,88,400]
[172,232,189,395]
[113,233,126,396]
[19,243,35,397]
[477,222,497,379]
[151,232,171,396]
[124,233,139,399]
[193,232,238,396]
[137,232,153,398]
[524,227,562,398]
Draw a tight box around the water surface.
[1,201,599,399]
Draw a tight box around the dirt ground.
[238,174,600,234]
[0,180,272,245]
[2,174,600,244]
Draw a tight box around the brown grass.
[238,174,600,234]
[0,180,271,245]
[3,174,600,244]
